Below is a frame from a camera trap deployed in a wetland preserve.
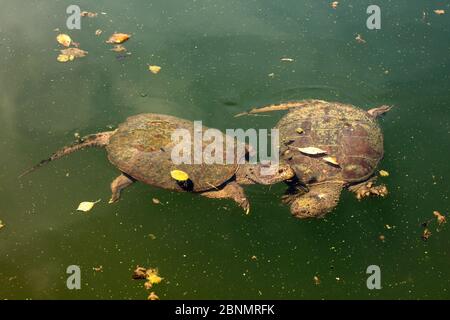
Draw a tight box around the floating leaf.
[152,198,161,205]
[280,57,294,62]
[56,34,72,47]
[434,10,445,15]
[0,220,5,230]
[81,11,98,18]
[295,128,304,134]
[148,292,160,300]
[298,147,327,155]
[313,276,320,285]
[379,170,389,177]
[146,269,163,285]
[76,200,101,212]
[106,33,131,44]
[170,169,189,181]
[323,156,339,166]
[57,54,71,62]
[148,65,162,74]
[433,211,446,225]
[355,34,366,44]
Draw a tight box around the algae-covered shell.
[106,114,244,192]
[277,101,384,185]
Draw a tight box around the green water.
[1,0,449,299]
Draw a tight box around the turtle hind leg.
[367,105,392,118]
[201,181,250,214]
[109,173,135,204]
[288,182,342,219]
[348,177,388,200]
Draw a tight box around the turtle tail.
[19,130,116,178]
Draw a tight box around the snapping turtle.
[20,114,294,213]
[237,99,391,218]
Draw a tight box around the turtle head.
[241,163,295,185]
[288,182,342,219]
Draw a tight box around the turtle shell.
[106,114,243,192]
[277,101,384,185]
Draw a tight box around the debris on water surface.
[116,53,132,60]
[355,34,366,44]
[148,233,157,240]
[56,34,72,47]
[280,57,294,62]
[379,170,389,177]
[110,44,127,52]
[331,1,339,9]
[298,147,327,155]
[57,54,74,63]
[251,255,257,261]
[313,276,320,285]
[148,292,160,300]
[81,11,98,18]
[433,211,446,226]
[434,10,445,15]
[93,266,103,272]
[95,29,102,36]
[60,47,88,58]
[0,220,5,230]
[379,234,385,241]
[323,156,339,166]
[152,198,161,205]
[170,169,189,181]
[106,33,131,44]
[76,200,101,212]
[148,65,162,74]
[421,228,432,241]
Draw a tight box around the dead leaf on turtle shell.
[298,147,327,155]
[148,292,160,300]
[323,156,339,166]
[76,200,101,212]
[106,33,131,44]
[148,65,162,74]
[56,34,72,47]
[434,10,445,15]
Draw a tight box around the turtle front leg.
[348,177,388,200]
[201,181,250,214]
[109,173,135,203]
[285,182,342,219]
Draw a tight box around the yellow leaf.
[170,169,189,181]
[323,156,339,166]
[379,170,389,177]
[146,269,163,284]
[76,200,101,212]
[106,33,131,44]
[148,65,162,74]
[298,147,327,155]
[57,54,70,62]
[56,34,72,47]
[295,128,304,134]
